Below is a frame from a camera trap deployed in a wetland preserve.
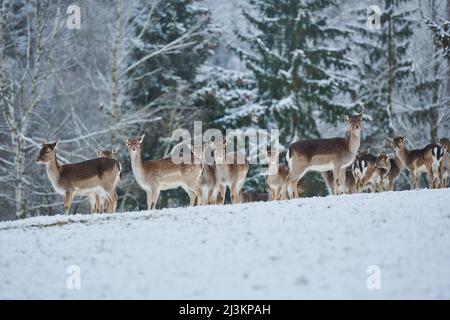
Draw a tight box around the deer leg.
[152,189,160,210]
[410,171,418,190]
[64,192,74,215]
[219,185,226,205]
[88,194,96,214]
[427,165,436,189]
[332,166,342,195]
[339,167,346,194]
[146,190,153,210]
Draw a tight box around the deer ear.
[123,136,129,144]
[50,139,59,149]
[139,134,145,144]
[97,149,102,157]
[357,111,364,119]
[341,115,350,122]
[112,147,117,155]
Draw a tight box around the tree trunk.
[430,0,440,142]
[386,16,395,136]
[110,0,123,147]
[447,0,450,100]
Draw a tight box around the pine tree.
[232,0,356,144]
[350,1,416,142]
[124,0,220,208]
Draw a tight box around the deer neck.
[346,129,361,155]
[129,150,145,178]
[395,147,410,167]
[45,155,61,191]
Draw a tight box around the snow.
[1,188,450,299]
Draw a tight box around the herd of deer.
[36,112,450,215]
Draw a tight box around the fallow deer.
[37,141,121,214]
[321,170,356,194]
[374,152,401,191]
[240,191,269,203]
[209,140,249,204]
[124,135,202,209]
[189,144,220,205]
[265,149,299,200]
[389,136,444,189]
[352,152,383,193]
[94,148,119,213]
[438,138,450,188]
[286,112,363,195]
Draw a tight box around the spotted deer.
[389,137,444,189]
[439,138,450,188]
[94,148,119,213]
[265,149,299,200]
[209,140,249,204]
[125,135,202,209]
[287,112,363,195]
[37,141,121,214]
[352,152,383,193]
[374,152,401,191]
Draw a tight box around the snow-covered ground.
[1,189,450,299]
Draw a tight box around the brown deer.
[209,140,249,204]
[374,152,401,191]
[94,148,119,213]
[439,138,450,188]
[124,135,202,209]
[240,191,269,203]
[287,112,363,195]
[265,149,299,200]
[321,170,356,194]
[351,152,383,193]
[389,136,444,189]
[189,144,221,205]
[37,141,121,214]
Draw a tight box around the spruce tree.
[233,0,356,144]
[350,0,416,143]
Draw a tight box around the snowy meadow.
[1,0,450,300]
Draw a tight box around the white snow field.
[1,189,450,299]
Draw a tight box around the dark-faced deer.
[374,152,401,191]
[389,136,444,189]
[125,135,202,209]
[37,141,121,214]
[210,140,249,204]
[352,152,383,193]
[287,112,363,195]
[439,138,450,188]
[94,148,119,213]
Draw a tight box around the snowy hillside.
[1,189,450,299]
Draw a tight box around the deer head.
[124,135,145,154]
[97,148,117,158]
[391,136,406,151]
[375,153,389,170]
[37,140,59,164]
[342,112,363,133]
[440,138,450,153]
